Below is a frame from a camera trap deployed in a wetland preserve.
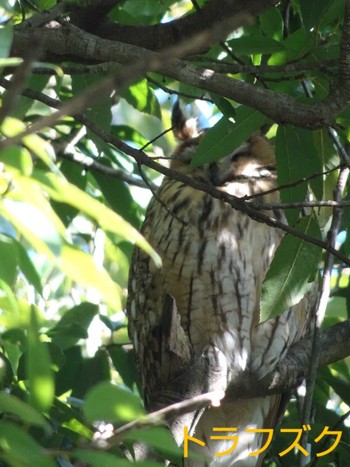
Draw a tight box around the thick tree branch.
[21,0,277,52]
[10,14,350,129]
[88,0,278,50]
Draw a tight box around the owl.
[127,102,313,466]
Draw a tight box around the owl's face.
[170,104,276,187]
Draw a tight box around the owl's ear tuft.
[172,100,199,141]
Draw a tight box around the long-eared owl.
[127,102,313,466]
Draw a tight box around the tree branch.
[10,12,350,129]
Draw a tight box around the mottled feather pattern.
[127,106,313,466]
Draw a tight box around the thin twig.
[244,165,344,200]
[254,199,350,210]
[60,152,152,189]
[102,390,225,448]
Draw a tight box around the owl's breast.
[144,179,282,372]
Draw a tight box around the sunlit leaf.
[112,124,150,146]
[0,279,20,315]
[0,298,34,328]
[1,198,63,258]
[121,79,161,119]
[260,216,322,321]
[0,117,57,170]
[33,170,161,266]
[16,241,43,293]
[0,25,13,59]
[1,146,33,176]
[0,236,17,286]
[268,29,312,65]
[0,233,43,293]
[27,308,54,412]
[84,381,144,423]
[60,245,122,308]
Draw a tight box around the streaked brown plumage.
[127,104,313,466]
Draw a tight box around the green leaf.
[27,308,54,412]
[121,79,161,119]
[192,106,266,167]
[60,245,122,308]
[0,393,49,428]
[0,279,20,315]
[0,235,18,286]
[55,346,83,396]
[0,117,56,171]
[0,421,56,467]
[1,146,33,176]
[17,241,43,294]
[52,160,86,226]
[84,382,144,423]
[48,302,98,350]
[300,0,334,30]
[31,0,56,8]
[260,8,283,40]
[108,345,139,390]
[0,234,42,294]
[227,36,284,55]
[33,170,161,267]
[72,349,111,398]
[276,125,323,224]
[92,166,140,228]
[13,75,50,120]
[1,190,64,259]
[260,216,322,322]
[125,426,182,464]
[112,124,150,147]
[0,25,13,59]
[72,74,112,132]
[319,364,350,406]
[209,93,236,119]
[269,29,312,65]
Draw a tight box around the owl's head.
[170,102,276,187]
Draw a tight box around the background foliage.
[0,0,350,466]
